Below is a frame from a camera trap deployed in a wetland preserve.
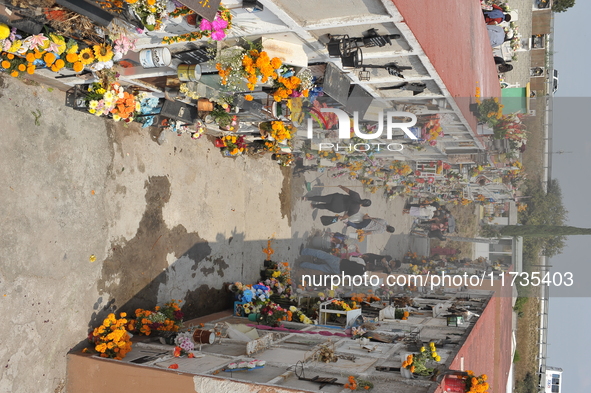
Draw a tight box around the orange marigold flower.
[10,71,18,77]
[25,53,35,62]
[73,61,84,72]
[44,52,55,65]
[1,60,10,69]
[245,94,254,101]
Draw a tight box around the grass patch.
[513,350,521,363]
[514,372,538,393]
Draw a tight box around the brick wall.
[530,50,547,67]
[532,10,552,34]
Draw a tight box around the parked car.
[552,69,559,94]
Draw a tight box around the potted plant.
[211,103,239,131]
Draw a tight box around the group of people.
[483,4,514,73]
[406,201,455,241]
[298,186,398,277]
[303,185,395,235]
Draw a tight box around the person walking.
[304,185,371,219]
[344,214,395,234]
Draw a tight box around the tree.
[480,179,570,257]
[552,0,575,13]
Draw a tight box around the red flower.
[173,347,182,357]
[188,353,195,358]
[168,364,179,369]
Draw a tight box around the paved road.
[0,74,295,393]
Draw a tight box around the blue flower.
[242,289,253,303]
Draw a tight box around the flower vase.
[248,313,260,322]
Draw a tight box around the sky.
[545,2,591,391]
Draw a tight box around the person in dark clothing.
[304,185,371,219]
[498,63,513,73]
[428,229,447,241]
[483,4,511,25]
[299,248,366,275]
[361,253,400,273]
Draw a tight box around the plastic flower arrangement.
[128,300,184,335]
[289,305,313,324]
[218,134,246,156]
[344,375,373,390]
[90,313,133,360]
[112,34,137,61]
[464,370,489,393]
[476,98,504,126]
[86,82,141,121]
[215,47,282,91]
[162,6,232,44]
[0,32,95,77]
[125,0,168,31]
[259,120,294,142]
[174,331,195,355]
[401,343,441,376]
[257,302,287,327]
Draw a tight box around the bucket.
[197,98,213,112]
[178,64,202,82]
[139,48,172,69]
[193,329,215,344]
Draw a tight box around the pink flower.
[199,18,213,31]
[212,17,228,30]
[211,30,226,41]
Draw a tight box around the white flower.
[228,363,237,369]
[103,60,114,69]
[247,362,256,369]
[256,360,266,367]
[113,52,123,62]
[146,14,156,26]
[90,62,104,71]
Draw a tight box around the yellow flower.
[67,44,79,55]
[93,44,113,63]
[95,343,107,353]
[50,34,67,55]
[0,23,9,40]
[79,48,94,65]
[9,40,22,53]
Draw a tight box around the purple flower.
[211,30,226,41]
[212,17,228,30]
[199,18,213,31]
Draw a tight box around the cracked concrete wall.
[0,74,293,393]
